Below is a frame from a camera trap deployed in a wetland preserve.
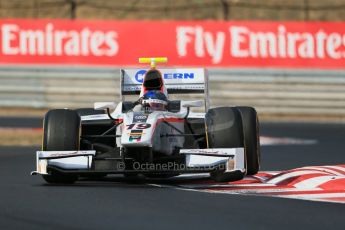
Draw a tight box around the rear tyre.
[206,107,245,182]
[42,109,80,184]
[237,107,260,175]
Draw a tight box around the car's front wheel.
[206,107,245,182]
[237,106,260,175]
[42,109,80,184]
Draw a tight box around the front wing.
[31,148,245,176]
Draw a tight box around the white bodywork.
[120,68,210,110]
[33,68,246,176]
[182,148,245,173]
[33,151,95,175]
[119,111,185,155]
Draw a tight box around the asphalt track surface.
[0,118,345,230]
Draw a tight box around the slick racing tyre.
[237,106,260,175]
[42,109,81,184]
[206,107,245,182]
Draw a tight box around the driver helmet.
[142,90,168,111]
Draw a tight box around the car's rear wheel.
[237,106,260,175]
[206,107,245,182]
[42,109,80,184]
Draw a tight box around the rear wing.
[120,68,209,110]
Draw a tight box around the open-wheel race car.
[32,57,260,183]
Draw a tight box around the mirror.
[181,100,203,108]
[94,102,117,111]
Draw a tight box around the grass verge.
[0,128,42,146]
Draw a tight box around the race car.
[32,57,260,183]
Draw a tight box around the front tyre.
[42,109,80,184]
[237,107,260,175]
[206,107,245,182]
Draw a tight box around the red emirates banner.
[1,19,345,69]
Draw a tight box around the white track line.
[205,188,322,194]
[179,183,275,189]
[321,166,345,174]
[267,170,330,184]
[281,192,345,199]
[293,176,340,189]
[300,166,344,176]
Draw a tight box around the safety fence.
[1,66,345,118]
[1,0,345,21]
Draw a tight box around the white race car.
[32,57,260,183]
